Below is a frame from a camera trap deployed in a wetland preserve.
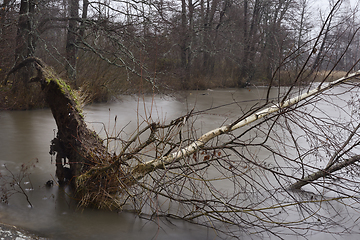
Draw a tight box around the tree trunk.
[79,0,88,38]
[180,0,190,89]
[5,58,113,206]
[239,0,261,86]
[66,0,79,86]
[13,0,36,92]
[0,0,13,80]
[15,0,36,62]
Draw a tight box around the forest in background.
[0,0,359,109]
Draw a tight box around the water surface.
[0,87,358,239]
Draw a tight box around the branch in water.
[130,70,360,182]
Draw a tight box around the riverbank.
[0,223,47,240]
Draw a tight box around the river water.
[0,87,359,239]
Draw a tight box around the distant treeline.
[0,0,359,107]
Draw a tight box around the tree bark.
[0,0,13,80]
[239,0,261,86]
[180,0,190,89]
[13,0,36,93]
[15,0,36,62]
[5,57,111,191]
[79,0,88,38]
[66,0,79,86]
[289,155,360,190]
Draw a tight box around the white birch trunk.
[131,71,360,181]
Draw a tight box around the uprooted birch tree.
[5,55,360,238]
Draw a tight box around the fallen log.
[6,57,360,209]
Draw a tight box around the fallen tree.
[5,57,360,238]
[5,58,113,192]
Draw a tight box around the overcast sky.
[313,0,359,11]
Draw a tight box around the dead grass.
[312,70,349,82]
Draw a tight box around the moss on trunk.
[5,58,121,208]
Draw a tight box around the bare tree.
[0,0,16,81]
[15,0,36,63]
[66,0,80,85]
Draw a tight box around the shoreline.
[0,222,48,240]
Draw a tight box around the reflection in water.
[0,87,359,239]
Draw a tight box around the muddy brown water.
[0,87,359,239]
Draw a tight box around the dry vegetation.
[1,0,359,110]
